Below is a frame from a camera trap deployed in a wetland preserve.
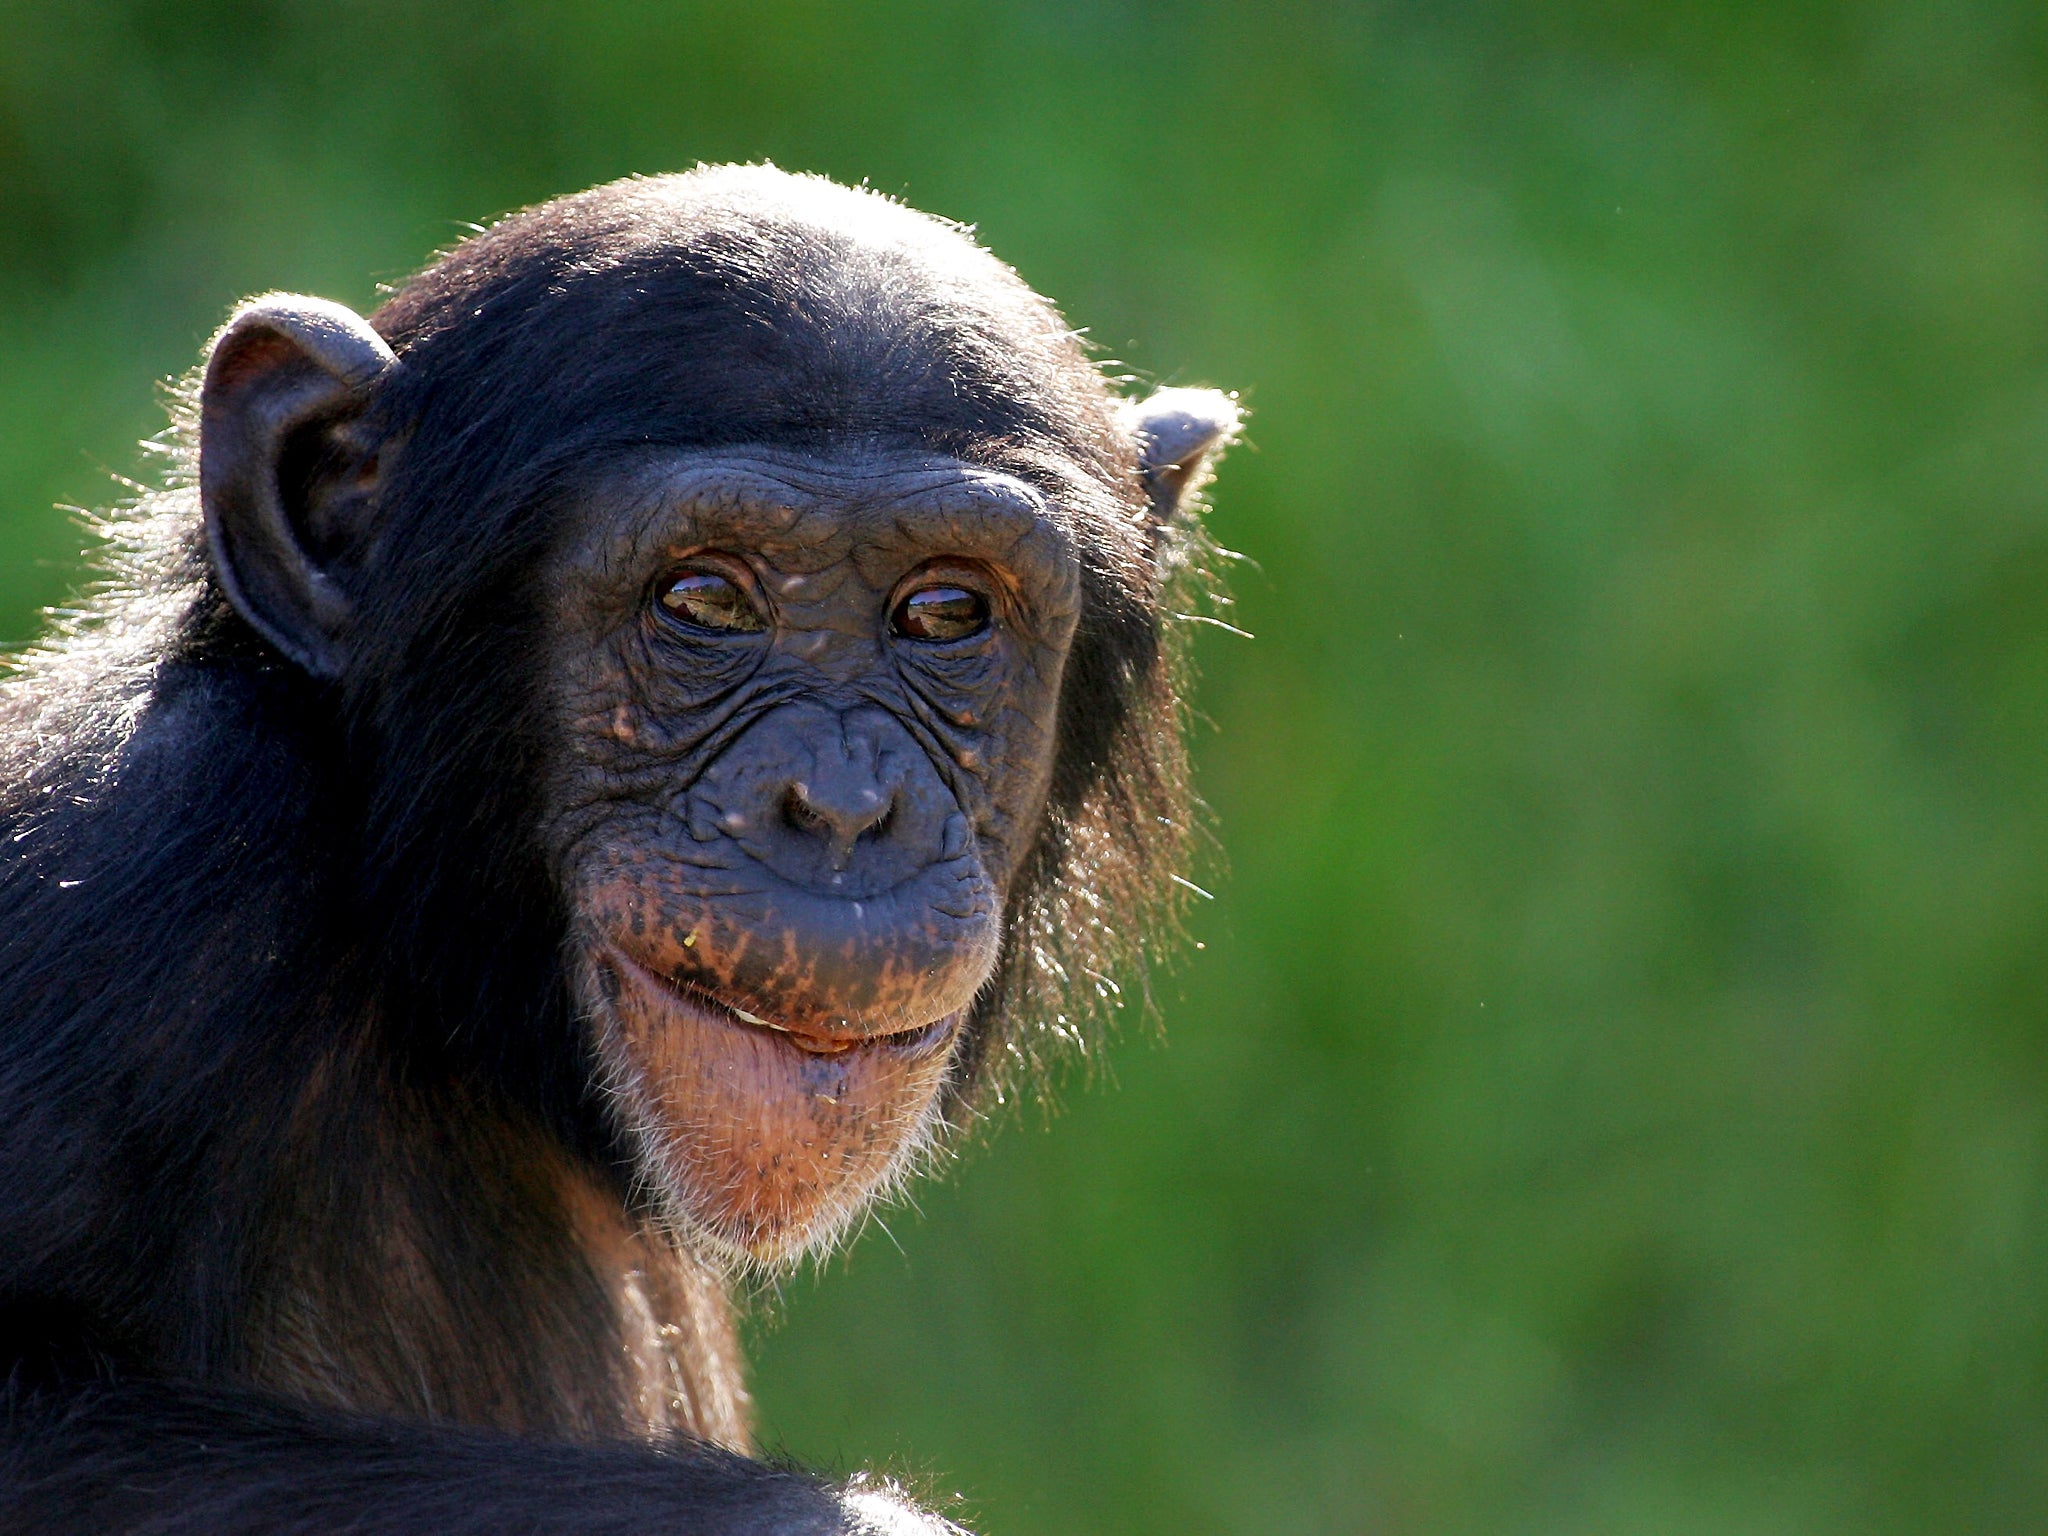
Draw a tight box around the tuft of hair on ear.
[1122,386,1243,523]
[951,386,1244,1119]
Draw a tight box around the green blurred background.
[6,2,2048,1531]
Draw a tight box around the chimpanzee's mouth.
[590,937,966,1263]
[602,944,959,1060]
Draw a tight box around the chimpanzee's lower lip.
[601,945,959,1058]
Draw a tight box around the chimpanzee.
[0,166,1235,1533]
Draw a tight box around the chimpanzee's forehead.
[559,447,1085,588]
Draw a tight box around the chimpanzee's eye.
[655,568,765,634]
[891,585,990,643]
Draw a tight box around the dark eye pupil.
[892,586,989,642]
[657,571,762,633]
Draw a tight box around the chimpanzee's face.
[541,448,1084,1263]
[188,171,1237,1276]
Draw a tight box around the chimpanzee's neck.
[232,1047,752,1447]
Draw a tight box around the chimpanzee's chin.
[587,944,959,1264]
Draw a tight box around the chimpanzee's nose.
[771,712,909,871]
[781,775,897,866]
[690,704,951,894]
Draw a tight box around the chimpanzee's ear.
[1120,386,1241,521]
[198,294,399,680]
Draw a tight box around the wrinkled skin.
[543,450,1083,1262]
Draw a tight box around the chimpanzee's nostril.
[782,785,830,838]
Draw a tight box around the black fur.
[0,167,1229,1532]
[6,1384,843,1536]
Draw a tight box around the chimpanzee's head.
[194,167,1235,1266]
